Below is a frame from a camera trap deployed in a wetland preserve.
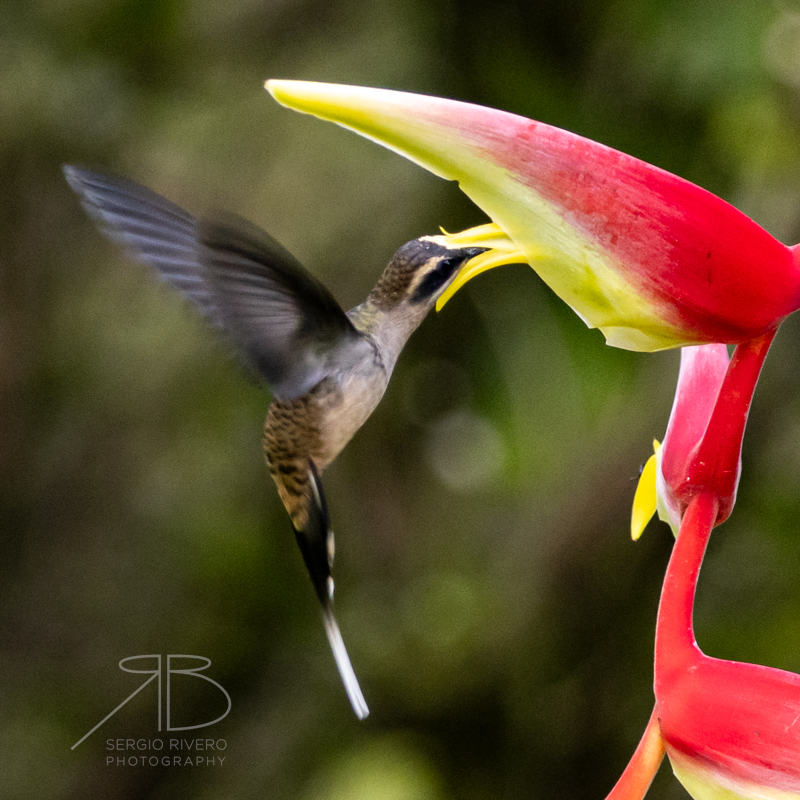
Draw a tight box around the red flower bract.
[655,494,800,798]
[267,80,800,350]
[475,117,800,342]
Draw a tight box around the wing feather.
[63,165,216,319]
[198,212,362,397]
[64,166,362,398]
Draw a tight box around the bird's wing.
[64,165,363,399]
[63,166,218,321]
[197,212,363,399]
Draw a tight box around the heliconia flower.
[631,332,773,540]
[631,343,730,540]
[264,80,800,799]
[611,495,800,800]
[656,344,731,530]
[266,80,800,352]
[615,328,784,800]
[653,491,800,800]
[609,498,800,800]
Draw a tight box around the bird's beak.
[428,223,527,311]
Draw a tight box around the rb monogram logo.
[72,655,232,750]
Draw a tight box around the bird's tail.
[321,606,369,720]
[292,461,369,719]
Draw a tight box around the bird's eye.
[411,255,463,303]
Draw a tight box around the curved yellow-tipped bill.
[426,223,528,310]
[631,440,661,541]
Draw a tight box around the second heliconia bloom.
[632,331,774,540]
[654,494,800,800]
[631,344,730,539]
[266,80,800,352]
[620,337,798,800]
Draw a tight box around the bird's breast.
[263,338,388,475]
[317,363,389,465]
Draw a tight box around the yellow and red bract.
[266,80,800,352]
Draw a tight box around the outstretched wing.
[63,165,363,399]
[63,165,217,320]
[197,212,364,399]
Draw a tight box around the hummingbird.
[63,165,485,719]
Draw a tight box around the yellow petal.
[631,440,661,541]
[426,223,528,310]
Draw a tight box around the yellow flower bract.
[427,224,529,311]
[631,440,661,541]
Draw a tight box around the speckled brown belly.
[262,363,389,531]
[263,378,340,530]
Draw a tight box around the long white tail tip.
[322,608,369,720]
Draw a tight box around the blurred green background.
[4,0,800,797]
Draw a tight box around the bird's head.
[367,238,488,312]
